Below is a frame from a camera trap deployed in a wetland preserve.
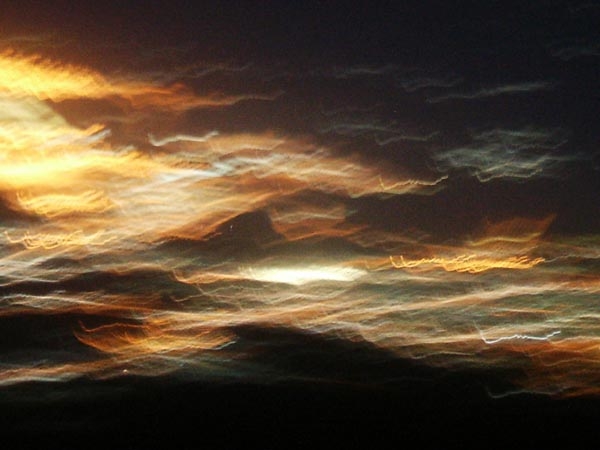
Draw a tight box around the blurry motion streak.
[4,229,114,249]
[75,319,236,355]
[243,265,366,285]
[0,49,281,108]
[432,127,569,181]
[478,328,561,344]
[426,81,555,103]
[0,48,599,400]
[389,254,545,273]
[16,190,114,217]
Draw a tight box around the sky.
[0,1,599,446]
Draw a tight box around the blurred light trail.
[389,254,545,273]
[0,47,598,400]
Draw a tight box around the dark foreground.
[2,374,600,449]
[2,323,600,449]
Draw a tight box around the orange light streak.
[16,190,114,217]
[4,229,115,249]
[0,47,599,399]
[389,254,545,273]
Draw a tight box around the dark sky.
[3,1,597,61]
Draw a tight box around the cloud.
[426,81,555,103]
[0,49,280,110]
[320,116,438,146]
[548,41,600,60]
[433,128,569,181]
[315,64,400,79]
[258,63,401,82]
[374,131,439,146]
[0,50,445,259]
[148,130,219,146]
[398,74,463,92]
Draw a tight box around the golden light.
[0,47,598,399]
[243,265,366,285]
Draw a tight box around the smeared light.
[0,46,599,400]
[148,130,219,146]
[243,266,366,285]
[479,329,562,344]
[0,49,281,108]
[389,254,545,273]
[378,174,448,192]
[75,318,236,355]
[5,229,114,249]
[426,81,555,103]
[434,127,570,181]
[17,190,114,217]
[0,49,106,100]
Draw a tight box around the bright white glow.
[479,329,561,344]
[243,266,365,285]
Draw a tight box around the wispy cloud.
[548,41,600,60]
[374,131,439,146]
[145,62,254,85]
[433,128,569,181]
[426,81,555,103]
[398,74,463,92]
[0,49,281,110]
[320,117,438,146]
[316,64,400,79]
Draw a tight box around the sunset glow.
[0,22,599,406]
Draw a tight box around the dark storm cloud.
[426,81,555,103]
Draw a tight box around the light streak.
[4,229,115,249]
[0,49,281,108]
[0,47,598,399]
[148,130,219,146]
[243,266,366,285]
[0,49,107,100]
[426,81,555,103]
[16,190,114,217]
[479,329,562,344]
[389,254,545,273]
[432,127,569,181]
[75,319,236,355]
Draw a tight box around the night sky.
[1,1,600,448]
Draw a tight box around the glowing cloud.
[389,254,545,273]
[0,49,280,109]
[0,46,599,400]
[243,266,366,285]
